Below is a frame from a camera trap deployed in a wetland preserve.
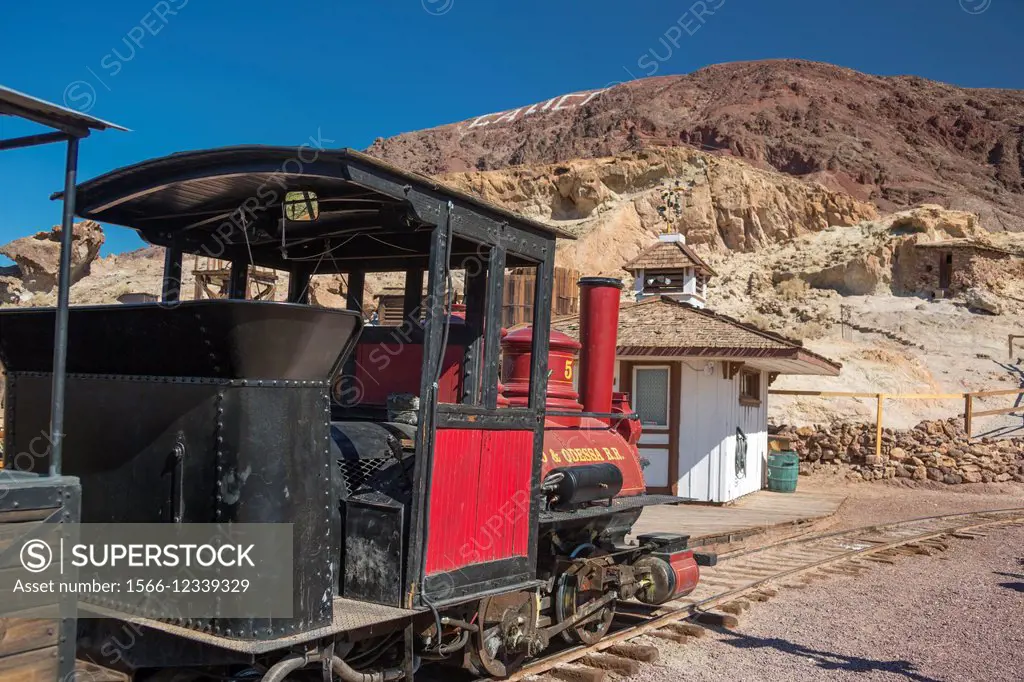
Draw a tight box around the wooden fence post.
[964,393,973,439]
[875,394,884,461]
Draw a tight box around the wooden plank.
[0,521,47,556]
[968,388,1024,398]
[882,393,964,400]
[547,664,607,682]
[75,661,131,682]
[578,653,640,676]
[0,618,59,658]
[648,630,688,644]
[875,394,884,460]
[605,644,659,663]
[0,646,59,682]
[965,394,973,437]
[0,509,55,524]
[768,390,878,398]
[693,612,739,628]
[769,390,962,400]
[667,622,708,638]
[971,405,1024,418]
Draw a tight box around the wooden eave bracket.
[723,361,744,380]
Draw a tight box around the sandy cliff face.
[439,146,877,275]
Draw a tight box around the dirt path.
[801,477,1024,531]
[635,520,1024,682]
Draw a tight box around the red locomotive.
[0,142,713,680]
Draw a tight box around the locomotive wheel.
[470,591,538,678]
[554,549,616,645]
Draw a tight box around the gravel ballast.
[635,524,1024,682]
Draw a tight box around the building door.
[632,366,672,492]
[939,252,953,290]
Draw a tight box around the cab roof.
[71,146,573,272]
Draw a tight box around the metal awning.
[0,84,125,478]
[69,146,574,271]
[0,85,128,150]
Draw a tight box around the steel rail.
[495,507,1024,681]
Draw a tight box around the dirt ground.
[632,479,1024,682]
[802,476,1024,531]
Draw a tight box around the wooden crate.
[0,473,80,682]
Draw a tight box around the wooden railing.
[963,388,1024,435]
[768,388,1024,458]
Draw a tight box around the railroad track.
[501,508,1024,682]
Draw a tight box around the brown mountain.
[366,60,1024,232]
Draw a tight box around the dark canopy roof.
[71,146,572,272]
[0,85,128,136]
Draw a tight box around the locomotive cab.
[0,146,704,680]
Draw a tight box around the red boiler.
[501,292,646,498]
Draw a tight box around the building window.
[633,367,670,427]
[739,370,761,406]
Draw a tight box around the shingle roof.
[622,239,717,277]
[552,296,841,376]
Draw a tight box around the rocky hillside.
[368,60,1024,233]
[5,60,1024,433]
[439,146,876,274]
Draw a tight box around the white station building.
[556,234,841,503]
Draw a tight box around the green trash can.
[767,451,799,493]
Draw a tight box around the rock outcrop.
[439,147,877,275]
[706,205,1024,339]
[0,220,105,297]
[965,287,1003,315]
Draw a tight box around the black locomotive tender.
[1,141,714,680]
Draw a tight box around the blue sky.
[1,0,1021,255]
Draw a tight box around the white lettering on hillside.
[460,88,608,131]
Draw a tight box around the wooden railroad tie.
[578,653,641,676]
[694,611,739,629]
[605,644,660,663]
[666,622,708,639]
[546,664,608,682]
[648,629,689,644]
[720,600,751,615]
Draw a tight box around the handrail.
[769,386,1024,449]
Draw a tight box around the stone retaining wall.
[770,418,1024,484]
